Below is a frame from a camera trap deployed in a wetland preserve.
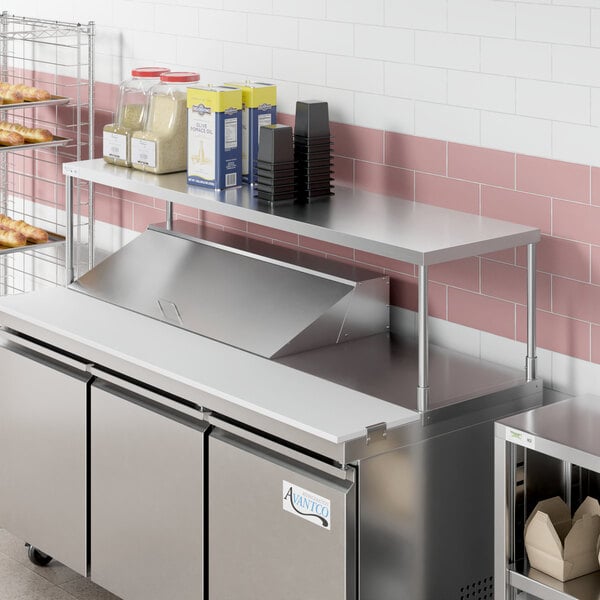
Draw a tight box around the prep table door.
[90,380,207,600]
[208,428,356,600]
[0,341,89,575]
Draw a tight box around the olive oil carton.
[187,85,242,189]
[225,82,277,184]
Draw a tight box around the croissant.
[0,121,52,143]
[0,225,27,248]
[0,82,50,102]
[0,214,48,243]
[0,130,25,146]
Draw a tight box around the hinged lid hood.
[72,225,389,359]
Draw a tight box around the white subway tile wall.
[447,71,515,112]
[415,102,480,145]
[4,0,600,165]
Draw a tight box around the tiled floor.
[0,529,120,600]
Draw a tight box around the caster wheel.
[27,545,53,566]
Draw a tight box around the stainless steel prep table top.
[0,287,419,447]
[497,395,600,472]
[0,286,539,462]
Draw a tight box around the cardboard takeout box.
[524,496,600,582]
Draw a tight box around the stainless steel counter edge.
[0,287,420,461]
[63,159,541,266]
[495,395,600,472]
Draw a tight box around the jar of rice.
[103,67,170,167]
[131,71,200,174]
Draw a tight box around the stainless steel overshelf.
[62,159,540,265]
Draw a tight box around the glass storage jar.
[103,67,170,167]
[131,71,200,174]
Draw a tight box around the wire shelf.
[0,12,94,296]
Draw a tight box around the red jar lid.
[160,71,200,83]
[131,67,170,78]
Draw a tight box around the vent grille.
[459,575,493,600]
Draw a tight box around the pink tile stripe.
[481,186,551,234]
[552,277,600,325]
[415,173,479,214]
[330,122,384,163]
[354,161,414,200]
[516,235,590,282]
[448,288,515,339]
[516,307,590,361]
[481,259,551,311]
[592,325,600,364]
[449,143,515,188]
[553,200,600,246]
[516,155,590,203]
[429,257,479,292]
[385,132,446,175]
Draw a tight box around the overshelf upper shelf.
[63,158,540,266]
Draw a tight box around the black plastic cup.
[255,189,297,202]
[257,173,297,186]
[257,124,295,163]
[255,159,297,172]
[294,134,333,148]
[294,100,330,138]
[255,182,297,193]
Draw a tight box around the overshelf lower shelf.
[509,566,600,600]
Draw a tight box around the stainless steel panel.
[90,380,207,600]
[73,227,389,358]
[509,567,600,600]
[360,420,499,600]
[278,332,529,413]
[208,428,356,600]
[0,343,88,575]
[498,396,600,472]
[63,159,540,266]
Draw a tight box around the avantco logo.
[282,480,331,530]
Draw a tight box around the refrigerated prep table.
[0,164,542,600]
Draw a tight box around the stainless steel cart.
[495,395,600,600]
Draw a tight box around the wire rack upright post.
[0,13,94,295]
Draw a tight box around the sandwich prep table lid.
[71,225,390,359]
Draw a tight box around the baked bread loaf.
[0,224,27,248]
[0,121,52,143]
[0,85,24,103]
[0,130,25,146]
[0,82,50,102]
[0,214,48,243]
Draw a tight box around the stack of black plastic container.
[254,124,296,204]
[294,100,334,202]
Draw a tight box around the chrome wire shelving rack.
[0,13,94,295]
